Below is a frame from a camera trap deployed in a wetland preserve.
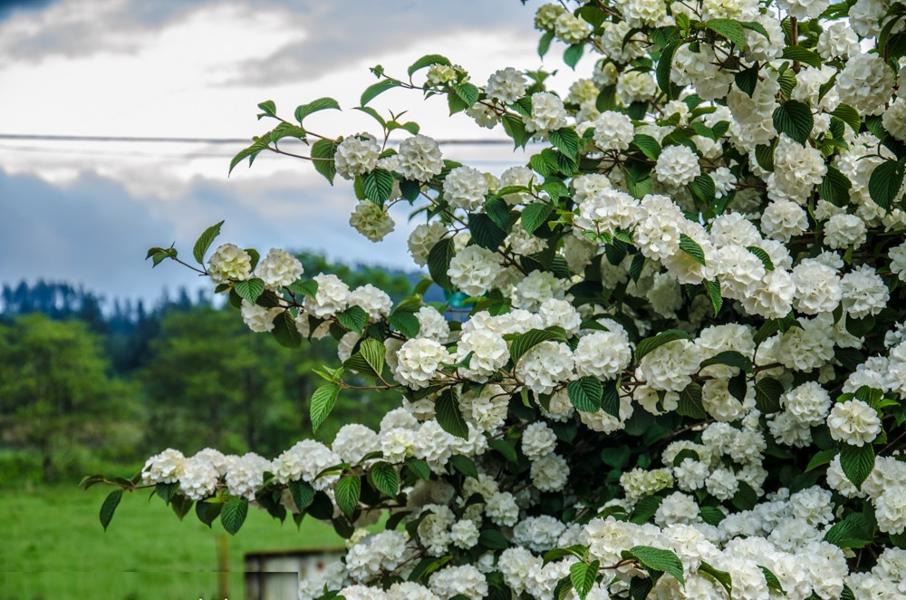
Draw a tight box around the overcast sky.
[0,0,589,304]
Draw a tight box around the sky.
[0,0,588,304]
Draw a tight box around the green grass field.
[0,484,341,600]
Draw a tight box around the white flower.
[225,452,271,500]
[486,491,520,526]
[397,135,444,182]
[778,0,829,19]
[634,194,686,260]
[394,338,449,389]
[142,449,184,484]
[447,245,503,296]
[824,213,866,249]
[876,486,906,535]
[553,11,591,43]
[487,67,527,104]
[827,399,881,446]
[525,92,568,136]
[348,284,392,320]
[575,188,640,234]
[303,273,350,318]
[240,301,281,333]
[655,491,701,526]
[457,328,509,380]
[349,201,395,242]
[836,53,895,116]
[573,330,632,379]
[449,519,480,549]
[705,468,739,501]
[408,222,448,267]
[521,421,557,460]
[537,298,581,334]
[761,200,808,242]
[841,265,889,318]
[335,134,380,179]
[498,166,535,205]
[513,515,566,552]
[782,382,831,426]
[817,21,859,60]
[515,341,574,395]
[792,260,842,315]
[332,424,379,464]
[637,339,701,392]
[530,452,570,491]
[208,243,252,283]
[511,270,567,311]
[883,98,906,142]
[593,111,634,151]
[415,306,450,342]
[498,547,542,595]
[272,440,339,488]
[443,166,488,212]
[429,565,487,600]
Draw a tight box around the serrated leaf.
[782,45,822,68]
[195,500,222,527]
[436,388,469,439]
[335,476,361,517]
[550,127,580,160]
[294,97,340,124]
[868,160,904,210]
[193,221,224,264]
[99,489,123,531]
[233,278,265,303]
[310,139,338,184]
[754,377,784,413]
[601,381,620,418]
[656,42,680,98]
[563,43,584,69]
[772,100,814,144]
[221,497,248,535]
[839,443,875,489]
[368,463,398,497]
[678,382,707,419]
[359,338,386,376]
[521,203,553,234]
[468,213,507,250]
[805,448,838,472]
[824,511,875,548]
[362,169,395,204]
[337,305,368,333]
[735,63,759,96]
[310,383,340,433]
[700,350,752,372]
[831,104,860,132]
[818,166,852,207]
[704,280,722,315]
[755,143,774,172]
[760,565,785,594]
[407,54,451,77]
[746,246,774,271]
[699,561,733,596]
[706,19,746,48]
[389,310,420,338]
[271,310,301,348]
[490,438,519,463]
[538,30,555,57]
[629,546,684,584]
[510,328,567,364]
[635,329,690,361]
[453,82,480,108]
[228,138,268,175]
[427,237,455,290]
[479,528,510,550]
[679,233,707,266]
[631,134,661,159]
[361,79,400,106]
[289,480,315,513]
[567,377,603,412]
[502,114,530,149]
[569,560,599,600]
[405,457,432,480]
[448,454,479,479]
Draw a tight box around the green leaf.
[368,462,399,497]
[782,45,822,68]
[521,203,553,235]
[193,221,224,264]
[839,443,875,489]
[700,350,752,372]
[334,476,361,517]
[289,480,315,513]
[448,454,479,479]
[436,388,469,439]
[824,511,875,548]
[760,566,785,594]
[221,497,248,535]
[629,546,685,584]
[362,169,395,204]
[601,380,620,418]
[310,139,338,184]
[631,134,661,160]
[337,305,368,333]
[256,99,277,119]
[479,528,510,550]
[294,97,340,124]
[679,233,707,266]
[735,63,759,96]
[699,505,725,526]
[656,42,680,98]
[233,278,265,303]
[310,383,340,433]
[360,79,401,106]
[772,100,814,144]
[228,138,268,175]
[818,166,852,207]
[427,238,456,290]
[754,377,784,413]
[510,328,567,364]
[359,338,386,376]
[538,30,555,58]
[490,438,519,463]
[563,43,584,69]
[99,489,123,531]
[746,246,774,271]
[706,19,746,48]
[699,561,733,596]
[405,457,432,480]
[550,127,580,160]
[805,448,838,472]
[569,560,599,600]
[635,329,691,362]
[468,213,507,250]
[195,500,222,527]
[831,104,861,132]
[755,143,774,172]
[407,54,451,77]
[868,160,905,210]
[389,310,420,338]
[453,82,480,108]
[704,280,722,315]
[568,377,603,412]
[678,382,707,419]
[271,310,301,348]
[502,114,530,149]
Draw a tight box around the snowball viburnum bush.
[104,2,906,599]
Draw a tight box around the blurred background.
[0,0,590,597]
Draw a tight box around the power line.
[0,133,516,146]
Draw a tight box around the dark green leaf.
[550,127,580,160]
[772,100,814,144]
[221,497,248,535]
[436,388,469,439]
[760,566,785,594]
[195,500,222,527]
[700,561,733,596]
[448,455,479,479]
[700,350,752,372]
[569,560,599,600]
[336,305,368,333]
[427,238,455,290]
[746,246,774,271]
[839,443,875,489]
[193,221,224,264]
[310,139,338,184]
[868,160,904,210]
[310,383,340,433]
[563,43,584,69]
[99,490,123,531]
[706,19,746,48]
[361,79,401,106]
[407,54,451,77]
[818,166,852,207]
[233,278,265,303]
[631,134,661,159]
[521,203,553,234]
[289,480,315,513]
[679,233,707,265]
[567,377,603,412]
[782,45,822,68]
[629,546,684,584]
[335,476,361,517]
[635,329,691,361]
[831,104,861,132]
[510,328,567,364]
[363,169,395,204]
[271,310,301,348]
[294,97,340,124]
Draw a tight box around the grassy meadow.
[0,484,341,600]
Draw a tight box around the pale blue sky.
[0,0,583,302]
